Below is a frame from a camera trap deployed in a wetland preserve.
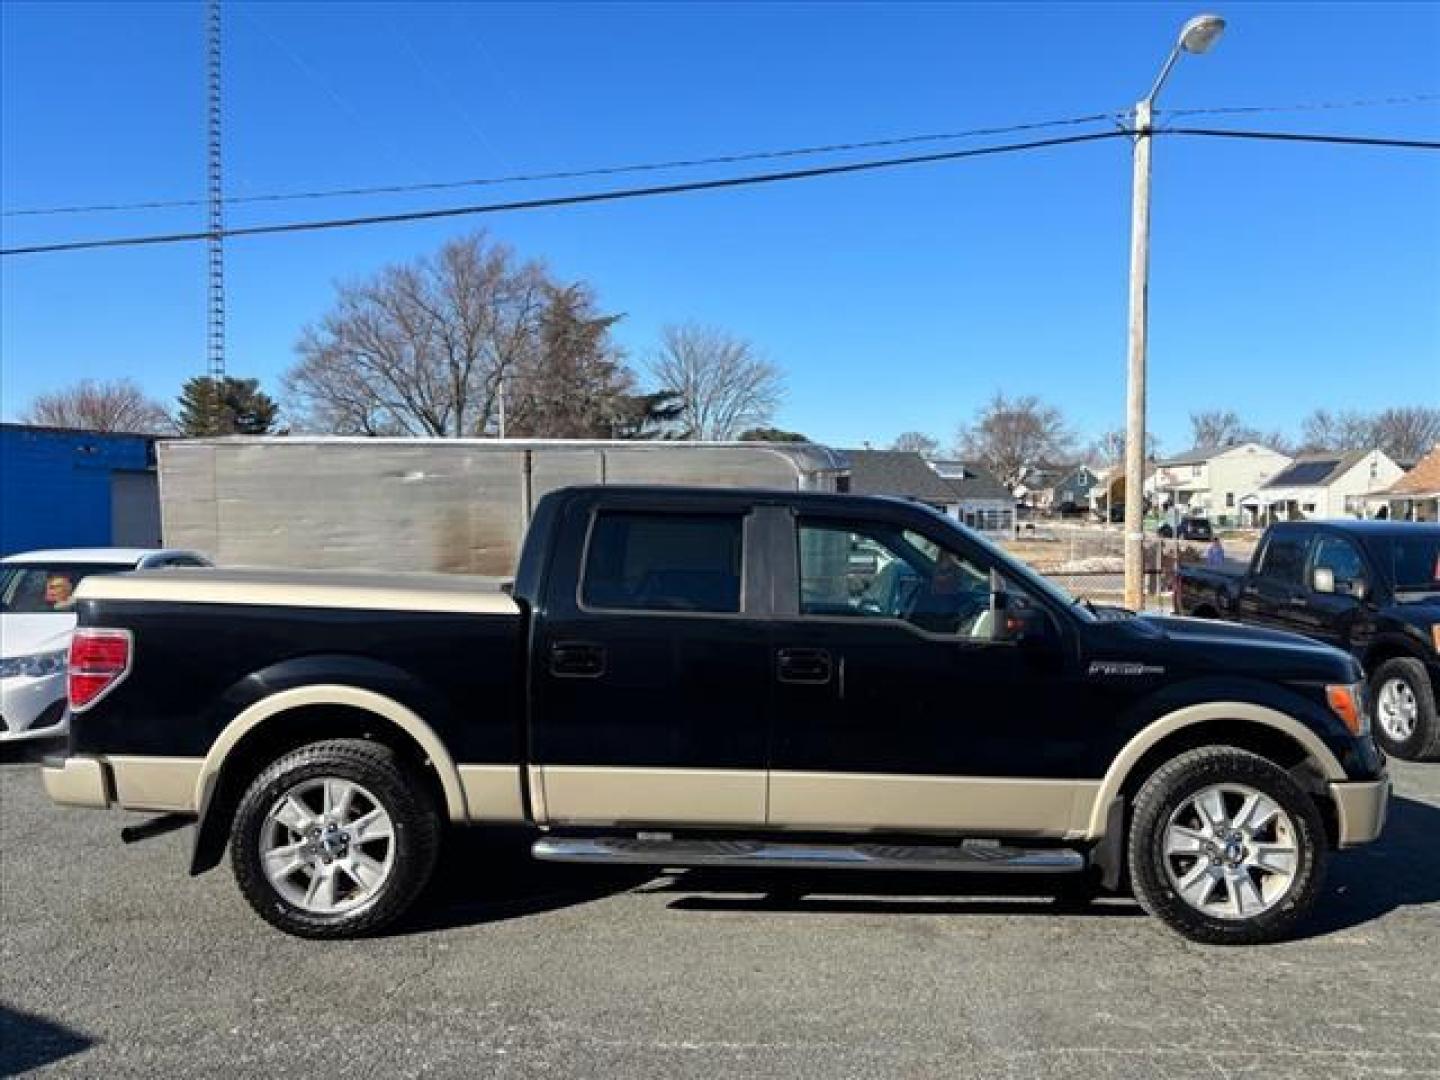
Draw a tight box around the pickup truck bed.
[44,486,1389,945]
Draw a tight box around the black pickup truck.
[1176,521,1440,761]
[44,486,1387,945]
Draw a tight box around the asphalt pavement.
[2,745,1438,1079]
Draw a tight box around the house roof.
[1261,451,1366,490]
[843,449,960,503]
[1157,445,1225,467]
[1388,444,1440,496]
[1157,441,1285,467]
[930,459,1011,501]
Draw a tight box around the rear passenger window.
[582,512,743,613]
[1258,535,1308,586]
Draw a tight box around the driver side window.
[796,520,991,636]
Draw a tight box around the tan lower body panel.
[457,765,527,823]
[767,772,1102,838]
[538,767,766,826]
[108,756,204,813]
[1330,778,1390,847]
[41,756,111,809]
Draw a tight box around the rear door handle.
[550,641,606,678]
[777,647,832,684]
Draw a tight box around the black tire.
[230,739,441,939]
[1127,746,1326,946]
[1370,657,1440,762]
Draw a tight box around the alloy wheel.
[1162,783,1299,920]
[260,777,396,915]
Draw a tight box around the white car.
[0,548,211,743]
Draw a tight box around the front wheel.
[231,739,440,938]
[1371,658,1440,761]
[1128,746,1326,945]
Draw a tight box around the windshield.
[1391,536,1440,594]
[918,505,1098,621]
[0,564,128,613]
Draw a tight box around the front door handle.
[777,647,832,685]
[550,641,606,678]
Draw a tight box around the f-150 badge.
[1089,661,1166,676]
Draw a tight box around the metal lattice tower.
[205,0,225,386]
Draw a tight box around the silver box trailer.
[159,437,849,576]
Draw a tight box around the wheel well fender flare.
[1085,701,1346,838]
[194,684,469,825]
[1362,634,1429,672]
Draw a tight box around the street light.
[1121,13,1226,611]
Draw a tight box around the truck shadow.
[0,1003,93,1077]
[652,870,1142,919]
[399,794,1440,937]
[1296,793,1440,939]
[398,829,656,935]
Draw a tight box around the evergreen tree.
[177,376,280,436]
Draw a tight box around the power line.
[0,130,1126,257]
[1,112,1117,219]
[5,93,1435,221]
[1161,92,1440,120]
[1166,128,1440,150]
[3,127,1436,259]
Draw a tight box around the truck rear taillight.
[68,628,133,711]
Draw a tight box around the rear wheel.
[231,739,440,938]
[1128,746,1325,945]
[1370,658,1440,762]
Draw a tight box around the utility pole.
[205,0,226,431]
[1122,97,1153,611]
[1122,14,1225,610]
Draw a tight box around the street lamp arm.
[1143,43,1184,107]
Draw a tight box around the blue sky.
[2,1,1437,453]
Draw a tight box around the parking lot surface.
[2,750,1438,1080]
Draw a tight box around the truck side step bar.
[531,837,1086,874]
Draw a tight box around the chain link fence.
[998,526,1187,613]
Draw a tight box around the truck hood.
[1122,614,1360,683]
[0,613,76,659]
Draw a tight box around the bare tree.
[1188,409,1252,449]
[649,323,784,440]
[21,378,172,433]
[286,233,548,436]
[956,393,1076,490]
[1086,427,1159,468]
[1297,408,1375,453]
[1372,406,1440,461]
[890,431,941,458]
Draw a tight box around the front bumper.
[41,754,111,808]
[1329,777,1390,847]
[0,673,69,742]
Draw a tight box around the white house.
[1250,449,1404,522]
[930,460,1016,532]
[1149,443,1292,525]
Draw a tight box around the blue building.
[0,424,161,556]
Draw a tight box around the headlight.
[0,649,69,679]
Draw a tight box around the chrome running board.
[531,837,1085,874]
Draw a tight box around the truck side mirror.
[1312,567,1335,594]
[987,570,1012,642]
